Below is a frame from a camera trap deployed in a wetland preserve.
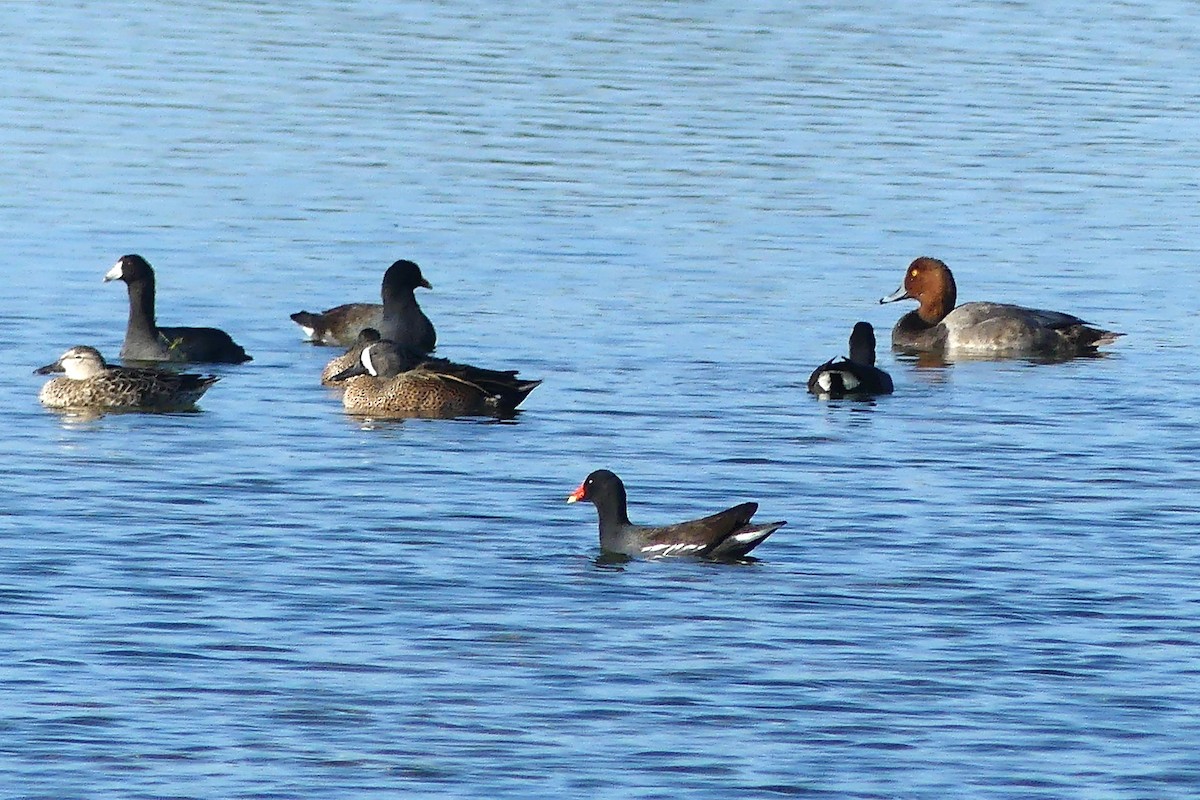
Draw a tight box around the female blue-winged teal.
[808,321,894,398]
[104,254,251,363]
[35,345,218,410]
[328,341,539,418]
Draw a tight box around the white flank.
[843,373,860,390]
[817,373,833,391]
[732,528,766,543]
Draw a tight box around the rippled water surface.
[4,2,1200,798]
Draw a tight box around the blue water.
[3,1,1200,798]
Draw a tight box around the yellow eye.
[910,269,918,277]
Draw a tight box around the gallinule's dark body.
[807,321,894,398]
[104,254,251,364]
[291,303,383,347]
[567,469,785,559]
[328,340,540,418]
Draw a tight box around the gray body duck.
[291,258,435,351]
[880,257,1122,358]
[328,341,540,418]
[567,469,786,560]
[105,254,251,363]
[808,321,894,398]
[36,346,218,410]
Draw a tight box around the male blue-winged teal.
[321,328,382,386]
[35,345,218,410]
[328,341,539,418]
[567,469,786,560]
[880,257,1122,357]
[104,254,251,363]
[808,321,894,398]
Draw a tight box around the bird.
[566,469,786,559]
[327,341,540,418]
[291,303,383,347]
[808,321,894,397]
[378,259,436,352]
[290,259,435,352]
[321,327,382,386]
[880,256,1121,357]
[35,345,217,410]
[104,254,251,363]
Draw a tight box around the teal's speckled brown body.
[330,342,540,419]
[36,346,217,410]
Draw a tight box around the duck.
[291,303,383,347]
[327,341,540,418]
[321,327,382,386]
[104,254,252,363]
[35,345,218,410]
[880,257,1122,357]
[566,469,786,560]
[808,321,894,398]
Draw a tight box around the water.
[2,1,1200,797]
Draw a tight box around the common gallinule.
[567,469,785,559]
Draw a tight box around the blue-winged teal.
[36,346,218,410]
[328,341,539,418]
[321,328,382,386]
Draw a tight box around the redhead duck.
[808,321,894,398]
[105,255,252,363]
[880,257,1121,357]
[36,346,217,411]
[567,469,786,560]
